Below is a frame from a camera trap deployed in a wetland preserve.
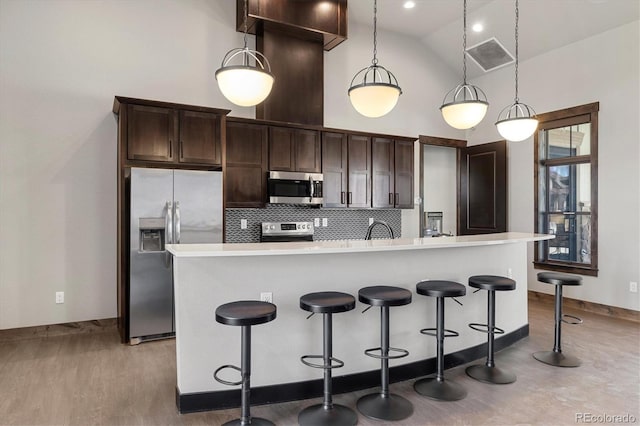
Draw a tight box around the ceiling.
[349,0,640,78]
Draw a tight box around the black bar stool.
[466,275,517,385]
[414,280,467,401]
[533,272,583,367]
[298,291,358,426]
[214,300,277,426]
[357,286,414,422]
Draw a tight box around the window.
[534,102,598,276]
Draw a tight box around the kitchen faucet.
[365,220,395,240]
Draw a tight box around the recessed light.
[472,23,484,32]
[403,1,416,9]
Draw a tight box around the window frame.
[533,102,599,276]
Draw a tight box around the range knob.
[269,225,275,230]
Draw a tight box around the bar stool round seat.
[357,286,414,422]
[533,272,583,367]
[298,291,357,426]
[214,300,277,426]
[466,275,517,385]
[414,280,467,401]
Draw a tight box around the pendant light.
[215,0,274,107]
[440,0,489,130]
[348,0,401,118]
[495,0,538,142]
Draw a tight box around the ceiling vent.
[465,37,514,73]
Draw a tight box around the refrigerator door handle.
[174,201,181,244]
[165,201,173,267]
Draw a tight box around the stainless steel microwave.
[267,171,323,205]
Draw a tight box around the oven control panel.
[261,221,314,236]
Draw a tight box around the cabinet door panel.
[179,110,220,165]
[322,132,348,207]
[226,121,268,207]
[347,134,371,208]
[269,127,294,171]
[372,137,394,208]
[295,129,321,172]
[127,105,176,162]
[394,140,414,209]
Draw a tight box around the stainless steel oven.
[267,171,323,205]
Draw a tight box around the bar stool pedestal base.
[298,404,357,426]
[223,418,274,426]
[466,364,516,384]
[533,350,581,367]
[414,377,467,401]
[357,393,413,422]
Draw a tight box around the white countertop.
[166,232,554,258]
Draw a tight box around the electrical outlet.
[507,268,513,279]
[55,291,64,304]
[240,219,247,230]
[314,218,320,227]
[630,282,638,293]
[260,292,273,303]
[369,217,374,225]
[322,218,328,227]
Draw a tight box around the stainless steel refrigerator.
[129,167,222,344]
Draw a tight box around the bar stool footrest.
[364,346,409,360]
[213,364,242,386]
[468,322,505,335]
[420,327,460,338]
[561,314,583,325]
[300,354,344,369]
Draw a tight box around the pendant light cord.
[372,0,378,65]
[514,0,519,103]
[242,0,248,51]
[462,0,467,85]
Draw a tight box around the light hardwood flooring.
[1,298,638,425]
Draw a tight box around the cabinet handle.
[395,193,399,206]
[180,141,183,159]
[389,193,393,205]
[169,139,173,158]
[348,192,353,205]
[341,191,346,204]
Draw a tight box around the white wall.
[423,145,457,236]
[0,0,460,329]
[466,21,640,311]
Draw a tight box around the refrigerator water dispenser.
[139,218,165,252]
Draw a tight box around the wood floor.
[1,298,638,425]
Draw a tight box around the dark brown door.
[322,131,348,207]
[127,104,176,162]
[178,110,221,165]
[394,140,414,209]
[372,137,394,208]
[458,141,507,234]
[269,127,295,171]
[348,134,371,208]
[225,121,269,208]
[294,129,321,173]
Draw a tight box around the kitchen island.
[167,232,553,413]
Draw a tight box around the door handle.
[341,191,346,204]
[169,140,173,158]
[348,192,353,205]
[165,201,173,267]
[174,201,181,244]
[389,193,393,205]
[309,176,314,199]
[395,193,399,206]
[180,141,184,160]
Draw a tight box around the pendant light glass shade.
[441,0,489,130]
[215,0,274,107]
[348,0,401,118]
[496,103,538,142]
[440,84,489,129]
[215,48,274,107]
[495,0,538,141]
[349,65,401,118]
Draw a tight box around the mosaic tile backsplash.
[225,204,401,243]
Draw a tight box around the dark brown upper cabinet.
[241,0,347,51]
[269,127,321,173]
[347,134,371,208]
[113,97,229,168]
[321,131,348,207]
[372,138,415,209]
[225,119,269,208]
